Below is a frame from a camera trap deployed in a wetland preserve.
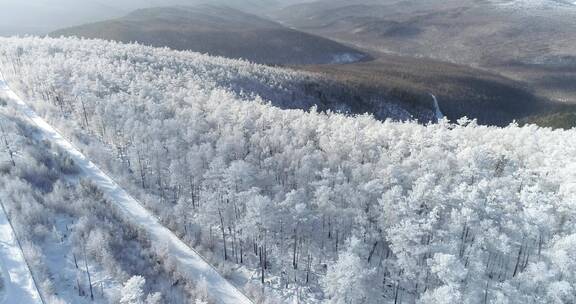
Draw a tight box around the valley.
[275,0,576,127]
[296,52,552,126]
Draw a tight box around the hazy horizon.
[0,0,314,36]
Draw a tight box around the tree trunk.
[293,228,298,270]
[80,98,90,129]
[260,246,265,284]
[0,120,15,167]
[394,281,401,304]
[368,241,379,263]
[73,253,79,269]
[483,278,490,304]
[512,243,524,277]
[83,246,94,300]
[218,209,228,260]
[136,148,146,189]
[306,254,312,284]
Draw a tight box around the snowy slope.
[482,0,576,15]
[491,0,576,8]
[0,74,252,304]
[0,204,43,304]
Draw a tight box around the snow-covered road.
[0,74,253,304]
[0,203,43,304]
[430,93,445,120]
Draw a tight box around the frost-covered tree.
[323,238,380,304]
[1,36,575,303]
[120,276,163,304]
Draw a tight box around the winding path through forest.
[0,72,253,304]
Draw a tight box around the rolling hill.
[275,0,576,67]
[51,5,369,65]
[298,54,552,126]
[0,0,311,36]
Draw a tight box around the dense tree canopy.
[0,104,206,303]
[1,37,575,303]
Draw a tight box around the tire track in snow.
[0,201,44,304]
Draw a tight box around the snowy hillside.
[50,5,370,66]
[0,37,428,123]
[491,0,576,9]
[1,37,576,303]
[487,0,576,17]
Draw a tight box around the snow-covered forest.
[0,99,217,303]
[1,37,576,303]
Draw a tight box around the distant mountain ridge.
[275,0,576,66]
[0,0,311,36]
[51,5,369,65]
[274,0,576,110]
